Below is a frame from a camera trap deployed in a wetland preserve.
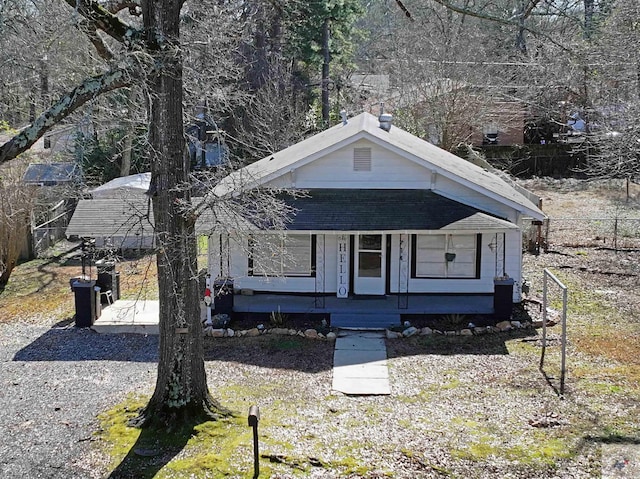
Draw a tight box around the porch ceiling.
[275,189,517,231]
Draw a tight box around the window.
[353,147,372,171]
[411,234,479,279]
[249,234,315,277]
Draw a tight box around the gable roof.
[215,112,544,220]
[66,197,154,238]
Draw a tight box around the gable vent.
[353,147,372,171]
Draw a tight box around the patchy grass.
[0,250,160,325]
[0,257,80,324]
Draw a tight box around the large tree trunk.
[134,0,228,427]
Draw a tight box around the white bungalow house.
[205,112,545,324]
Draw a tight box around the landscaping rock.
[270,328,290,335]
[211,329,225,338]
[496,321,512,332]
[386,330,401,339]
[326,332,337,340]
[420,327,433,335]
[304,329,319,339]
[402,326,418,337]
[460,329,473,336]
[474,327,487,335]
[246,328,260,337]
[510,320,522,329]
[226,328,235,337]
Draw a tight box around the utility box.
[96,260,119,303]
[213,278,234,314]
[493,277,515,320]
[72,279,98,327]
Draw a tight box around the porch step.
[331,313,401,330]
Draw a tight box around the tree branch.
[426,0,571,53]
[79,20,115,60]
[63,0,138,45]
[0,69,131,165]
[102,0,141,15]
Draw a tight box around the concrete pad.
[335,336,386,351]
[93,300,160,335]
[333,364,389,379]
[333,349,387,367]
[332,377,391,395]
[332,332,390,395]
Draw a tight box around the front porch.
[90,294,496,334]
[232,293,494,316]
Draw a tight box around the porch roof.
[276,189,517,232]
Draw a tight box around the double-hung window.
[412,234,479,279]
[249,234,314,277]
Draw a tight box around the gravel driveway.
[0,321,159,479]
[0,317,611,479]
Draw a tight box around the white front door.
[354,234,386,295]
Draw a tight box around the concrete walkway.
[332,332,390,395]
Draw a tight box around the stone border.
[203,320,532,340]
[385,320,532,339]
[203,325,336,340]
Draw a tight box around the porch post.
[336,234,349,298]
[315,234,326,308]
[398,233,409,309]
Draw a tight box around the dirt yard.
[1,178,639,478]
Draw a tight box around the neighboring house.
[206,112,545,318]
[22,162,83,256]
[66,173,155,250]
[22,162,82,187]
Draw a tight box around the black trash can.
[213,278,234,314]
[96,260,119,303]
[493,277,515,320]
[72,279,98,327]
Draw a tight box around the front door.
[354,234,386,295]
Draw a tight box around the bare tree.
[0,158,37,286]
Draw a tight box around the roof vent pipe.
[379,113,393,132]
[340,109,348,125]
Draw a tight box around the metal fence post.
[248,405,260,478]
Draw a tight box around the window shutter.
[353,147,372,171]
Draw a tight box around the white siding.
[264,140,432,189]
[225,231,523,298]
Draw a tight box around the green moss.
[453,435,573,466]
[97,394,147,461]
[97,395,270,478]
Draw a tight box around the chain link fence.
[523,217,640,251]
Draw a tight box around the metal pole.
[540,270,548,369]
[248,405,260,478]
[560,287,568,396]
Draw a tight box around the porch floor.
[90,295,495,335]
[232,293,494,316]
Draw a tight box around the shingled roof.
[273,189,516,232]
[215,112,544,220]
[66,197,154,238]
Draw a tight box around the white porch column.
[336,234,349,298]
[399,233,409,294]
[315,234,325,293]
[208,234,221,279]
